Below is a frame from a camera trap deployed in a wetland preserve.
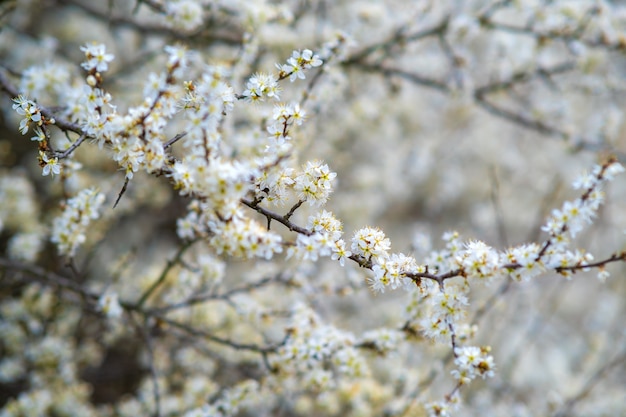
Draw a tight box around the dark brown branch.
[113,177,130,208]
[54,133,88,159]
[555,251,626,273]
[284,199,304,221]
[241,198,313,236]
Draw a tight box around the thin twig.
[135,240,196,309]
[164,131,188,149]
[147,275,279,313]
[241,198,312,236]
[54,133,88,159]
[113,177,130,208]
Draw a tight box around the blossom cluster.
[418,283,469,343]
[267,102,305,147]
[242,72,280,102]
[286,210,343,262]
[209,215,283,259]
[50,188,105,258]
[293,160,337,207]
[452,345,496,384]
[272,303,368,392]
[183,380,260,417]
[2,2,626,417]
[505,159,626,281]
[359,160,625,296]
[0,285,99,416]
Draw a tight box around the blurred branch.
[350,63,450,93]
[147,274,286,314]
[479,5,626,52]
[159,315,289,356]
[344,18,449,65]
[474,62,576,96]
[552,348,626,417]
[0,256,285,358]
[57,0,243,46]
[340,13,626,158]
[0,257,93,297]
[135,239,197,309]
[473,93,567,138]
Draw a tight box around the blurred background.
[1,1,625,416]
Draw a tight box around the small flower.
[572,171,595,190]
[456,240,500,282]
[164,44,188,72]
[31,127,46,142]
[40,152,61,176]
[7,232,43,262]
[98,292,123,318]
[331,239,352,266]
[287,233,331,262]
[368,266,389,293]
[51,188,105,257]
[597,268,610,282]
[165,0,204,31]
[299,49,323,68]
[282,58,306,82]
[11,94,29,112]
[425,401,452,417]
[80,43,114,72]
